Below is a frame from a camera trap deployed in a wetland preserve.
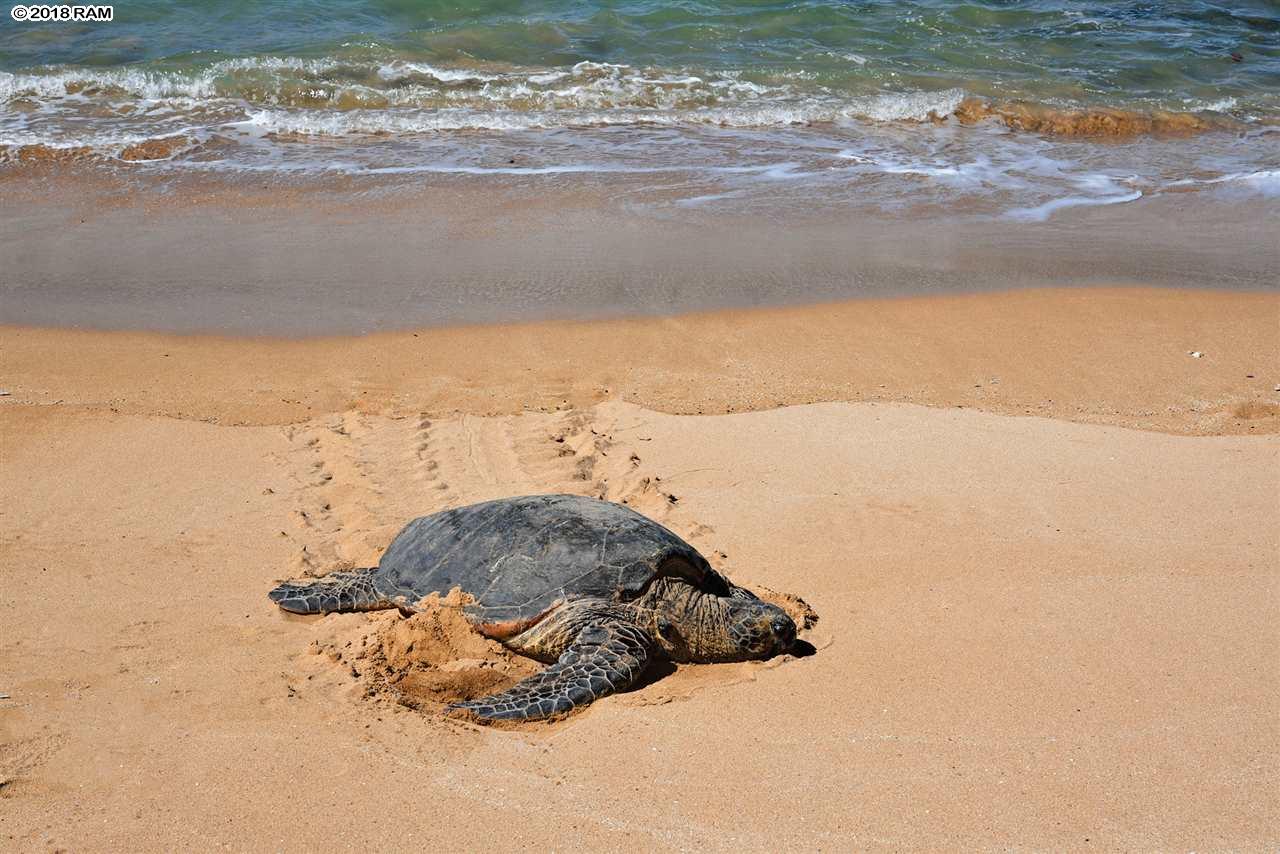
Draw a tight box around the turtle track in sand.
[0,732,69,800]
[280,403,693,573]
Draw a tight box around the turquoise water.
[4,1,1279,112]
[2,1,1278,216]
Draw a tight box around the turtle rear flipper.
[268,568,392,614]
[450,620,652,721]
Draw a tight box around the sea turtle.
[268,494,798,721]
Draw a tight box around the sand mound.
[755,586,819,631]
[316,590,541,712]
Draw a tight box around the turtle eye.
[656,616,675,638]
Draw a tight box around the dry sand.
[1,287,1278,850]
[4,288,1279,434]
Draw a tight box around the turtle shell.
[371,494,726,633]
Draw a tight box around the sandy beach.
[5,1,1280,846]
[2,283,1278,850]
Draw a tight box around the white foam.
[846,89,967,122]
[235,94,976,135]
[3,57,978,132]
[0,56,364,103]
[675,190,745,206]
[1226,169,1280,195]
[0,126,201,151]
[570,61,630,76]
[0,67,219,101]
[1164,168,1280,197]
[1198,97,1238,113]
[1006,190,1143,221]
[528,71,569,86]
[376,62,499,83]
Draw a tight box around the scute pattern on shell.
[370,494,722,623]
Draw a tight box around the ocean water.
[2,0,1279,216]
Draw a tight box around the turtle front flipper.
[268,568,393,614]
[450,620,653,721]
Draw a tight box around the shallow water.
[5,1,1279,110]
[2,1,1279,218]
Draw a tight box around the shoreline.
[2,166,1277,336]
[5,286,1278,435]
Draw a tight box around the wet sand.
[1,167,1276,334]
[1,283,1278,850]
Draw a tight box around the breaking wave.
[2,54,1277,224]
[0,55,1259,151]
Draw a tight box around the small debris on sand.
[1188,351,1204,358]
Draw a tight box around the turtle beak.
[771,614,797,651]
[747,605,796,656]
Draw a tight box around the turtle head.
[653,593,796,662]
[723,598,797,660]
